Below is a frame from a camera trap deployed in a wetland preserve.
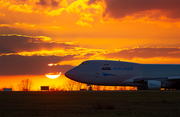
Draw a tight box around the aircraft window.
[82,62,87,65]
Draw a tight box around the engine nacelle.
[147,80,161,90]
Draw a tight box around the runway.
[69,90,180,93]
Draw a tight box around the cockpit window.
[82,62,87,65]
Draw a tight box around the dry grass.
[0,91,180,117]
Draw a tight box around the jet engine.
[147,80,161,90]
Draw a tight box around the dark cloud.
[36,0,61,7]
[0,35,30,54]
[102,0,180,19]
[0,55,74,75]
[87,0,102,5]
[0,35,75,54]
[103,47,180,59]
[83,53,95,58]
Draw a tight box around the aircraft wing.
[133,77,166,83]
[134,76,180,83]
[133,76,180,90]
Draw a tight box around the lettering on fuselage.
[102,67,112,70]
[101,67,133,70]
[113,67,133,70]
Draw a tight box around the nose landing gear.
[87,84,92,91]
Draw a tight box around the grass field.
[1,91,180,117]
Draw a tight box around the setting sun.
[45,72,61,79]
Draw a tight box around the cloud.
[9,4,33,13]
[0,34,75,54]
[87,0,98,5]
[66,0,88,13]
[45,7,65,16]
[0,34,31,54]
[86,0,102,5]
[76,20,92,27]
[14,22,35,27]
[0,13,5,16]
[36,0,60,7]
[80,13,94,22]
[0,34,108,62]
[103,0,180,20]
[0,55,74,75]
[103,47,180,60]
[1,0,67,15]
[36,0,68,16]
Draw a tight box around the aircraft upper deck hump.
[82,60,141,65]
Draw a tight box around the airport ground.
[1,91,180,117]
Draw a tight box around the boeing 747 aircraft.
[65,60,180,90]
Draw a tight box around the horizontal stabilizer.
[167,76,180,80]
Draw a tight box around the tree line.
[0,79,137,91]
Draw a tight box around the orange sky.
[1,0,180,90]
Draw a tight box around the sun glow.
[48,63,57,66]
[45,72,61,79]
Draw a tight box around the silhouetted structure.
[3,88,12,91]
[41,86,49,91]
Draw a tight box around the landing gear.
[87,84,92,91]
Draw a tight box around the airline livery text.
[101,67,133,70]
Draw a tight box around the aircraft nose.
[65,70,73,79]
[65,68,81,81]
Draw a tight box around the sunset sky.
[1,0,180,90]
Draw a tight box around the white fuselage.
[65,60,180,89]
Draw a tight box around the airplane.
[65,60,180,90]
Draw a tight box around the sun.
[45,72,61,79]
